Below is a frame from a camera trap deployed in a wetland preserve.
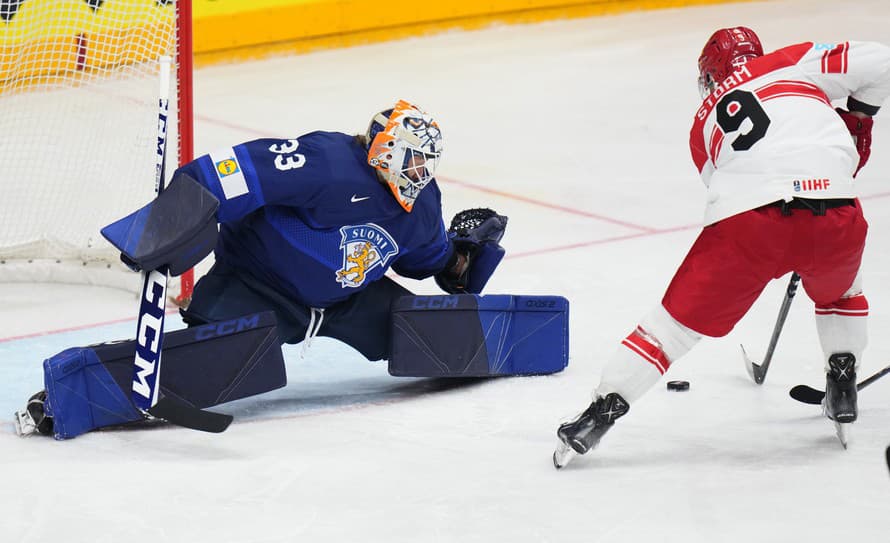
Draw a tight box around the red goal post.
[0,0,195,304]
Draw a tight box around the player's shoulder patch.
[208,147,248,199]
[816,42,850,74]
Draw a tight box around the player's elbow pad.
[101,172,219,276]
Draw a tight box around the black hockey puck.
[666,380,690,391]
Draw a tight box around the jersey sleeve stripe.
[821,42,850,74]
[755,80,831,106]
[708,125,724,166]
[690,124,708,173]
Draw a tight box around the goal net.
[0,0,194,300]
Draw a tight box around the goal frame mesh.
[0,0,195,303]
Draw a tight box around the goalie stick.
[742,272,800,385]
[134,56,232,433]
[788,362,890,405]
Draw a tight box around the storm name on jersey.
[697,64,754,120]
[336,224,399,288]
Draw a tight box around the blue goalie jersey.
[177,131,453,308]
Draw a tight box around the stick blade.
[789,385,826,405]
[741,345,766,385]
[149,396,233,434]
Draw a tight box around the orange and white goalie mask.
[367,100,443,212]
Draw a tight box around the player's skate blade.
[553,441,577,469]
[834,421,850,449]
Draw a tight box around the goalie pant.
[181,242,503,364]
[37,311,285,439]
[182,260,568,377]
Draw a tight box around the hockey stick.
[788,362,890,405]
[742,272,801,384]
[133,56,231,433]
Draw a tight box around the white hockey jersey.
[689,41,890,225]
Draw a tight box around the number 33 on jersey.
[689,41,890,226]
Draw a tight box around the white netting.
[0,0,182,291]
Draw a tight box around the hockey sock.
[598,304,701,403]
[816,293,868,372]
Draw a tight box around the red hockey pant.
[662,201,867,337]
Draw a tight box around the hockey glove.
[435,208,508,294]
[836,108,874,177]
[101,172,220,276]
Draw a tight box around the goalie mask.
[697,26,763,98]
[367,100,443,212]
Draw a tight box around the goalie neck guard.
[367,100,443,212]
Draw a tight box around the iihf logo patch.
[793,180,801,192]
[336,224,399,288]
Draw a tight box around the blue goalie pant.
[42,311,286,439]
[389,294,569,377]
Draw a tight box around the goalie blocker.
[390,294,569,377]
[16,311,286,439]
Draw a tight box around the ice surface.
[2,1,889,541]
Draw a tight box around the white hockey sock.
[597,305,702,403]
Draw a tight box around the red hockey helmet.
[697,26,763,98]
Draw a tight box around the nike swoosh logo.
[350,195,371,203]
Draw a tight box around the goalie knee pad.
[37,311,286,439]
[389,294,568,377]
[101,172,219,276]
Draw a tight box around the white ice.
[2,0,890,541]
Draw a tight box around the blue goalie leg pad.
[389,294,569,377]
[43,348,143,439]
[43,311,285,439]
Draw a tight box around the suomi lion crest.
[335,224,398,288]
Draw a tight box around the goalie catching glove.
[435,208,508,294]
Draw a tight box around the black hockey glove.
[435,208,508,294]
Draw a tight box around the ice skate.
[13,390,52,437]
[553,392,629,469]
[822,353,857,448]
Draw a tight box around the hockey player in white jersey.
[553,27,890,468]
